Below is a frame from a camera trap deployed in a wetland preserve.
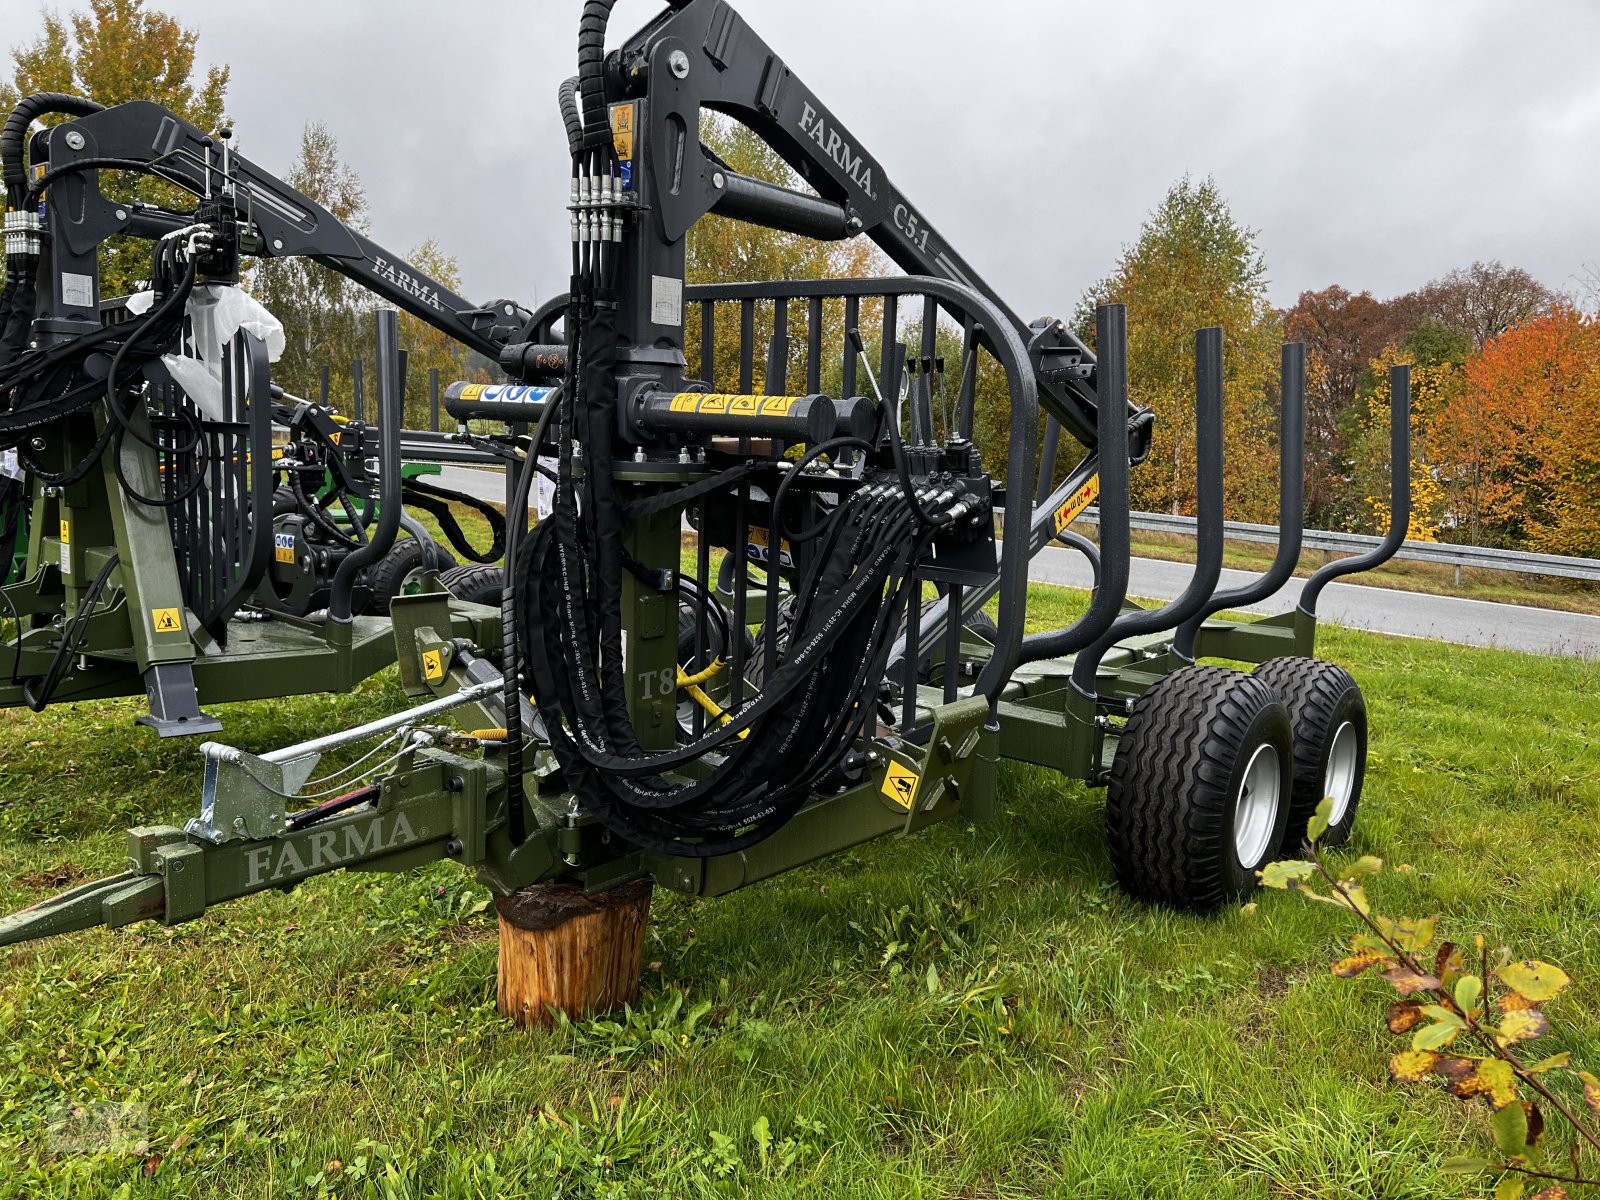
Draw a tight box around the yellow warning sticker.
[758,396,796,416]
[610,102,637,161]
[670,394,699,413]
[699,394,731,415]
[58,520,70,544]
[459,384,485,400]
[275,546,295,564]
[1052,474,1101,535]
[881,759,920,810]
[730,395,759,415]
[151,607,183,634]
[747,526,793,565]
[422,648,445,682]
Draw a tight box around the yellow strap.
[676,660,747,739]
[677,659,724,688]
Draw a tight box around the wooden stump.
[494,877,653,1028]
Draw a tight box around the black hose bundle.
[508,3,960,857]
[0,259,200,494]
[401,476,508,564]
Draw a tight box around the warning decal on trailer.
[881,759,920,811]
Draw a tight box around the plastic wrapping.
[157,285,286,421]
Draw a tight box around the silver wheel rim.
[1234,742,1283,869]
[1324,720,1359,826]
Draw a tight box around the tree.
[397,239,466,428]
[1,0,228,296]
[1415,261,1561,350]
[1078,176,1283,520]
[1283,285,1429,527]
[686,116,883,399]
[1429,308,1600,554]
[1347,335,1465,541]
[247,122,371,409]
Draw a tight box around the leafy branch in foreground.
[1261,797,1600,1199]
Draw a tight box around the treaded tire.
[439,563,504,606]
[366,538,457,613]
[1252,657,1367,852]
[959,608,999,642]
[1106,665,1293,911]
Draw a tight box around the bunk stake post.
[494,878,654,1029]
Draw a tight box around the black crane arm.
[23,99,528,357]
[608,0,1147,458]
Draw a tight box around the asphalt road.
[1029,543,1600,659]
[436,466,1600,659]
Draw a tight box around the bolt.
[711,171,725,190]
[668,49,691,79]
[845,214,864,234]
[678,447,691,464]
[114,208,128,221]
[633,446,647,463]
[445,837,464,857]
[64,130,85,151]
[30,437,45,451]
[446,775,465,793]
[272,238,284,251]
[233,816,249,834]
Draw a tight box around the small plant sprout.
[1261,796,1600,1199]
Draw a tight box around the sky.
[7,0,1600,318]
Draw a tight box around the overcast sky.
[11,0,1599,316]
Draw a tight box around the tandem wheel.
[367,537,459,612]
[1251,657,1368,852]
[439,563,506,607]
[1105,665,1294,911]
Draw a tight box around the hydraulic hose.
[328,311,403,624]
[2,92,104,201]
[577,1,621,151]
[558,76,584,156]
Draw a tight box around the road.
[436,466,1600,659]
[1029,543,1599,659]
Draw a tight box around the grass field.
[2,581,1598,1198]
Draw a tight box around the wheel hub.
[1234,742,1283,869]
[1324,720,1359,826]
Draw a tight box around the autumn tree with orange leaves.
[1428,309,1600,556]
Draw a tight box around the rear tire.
[439,563,505,606]
[1106,665,1293,910]
[367,538,457,613]
[1251,657,1367,852]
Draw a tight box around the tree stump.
[494,877,653,1028]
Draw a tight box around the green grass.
[2,584,1598,1197]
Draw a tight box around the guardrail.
[1053,508,1600,584]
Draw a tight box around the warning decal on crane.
[1052,475,1101,536]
